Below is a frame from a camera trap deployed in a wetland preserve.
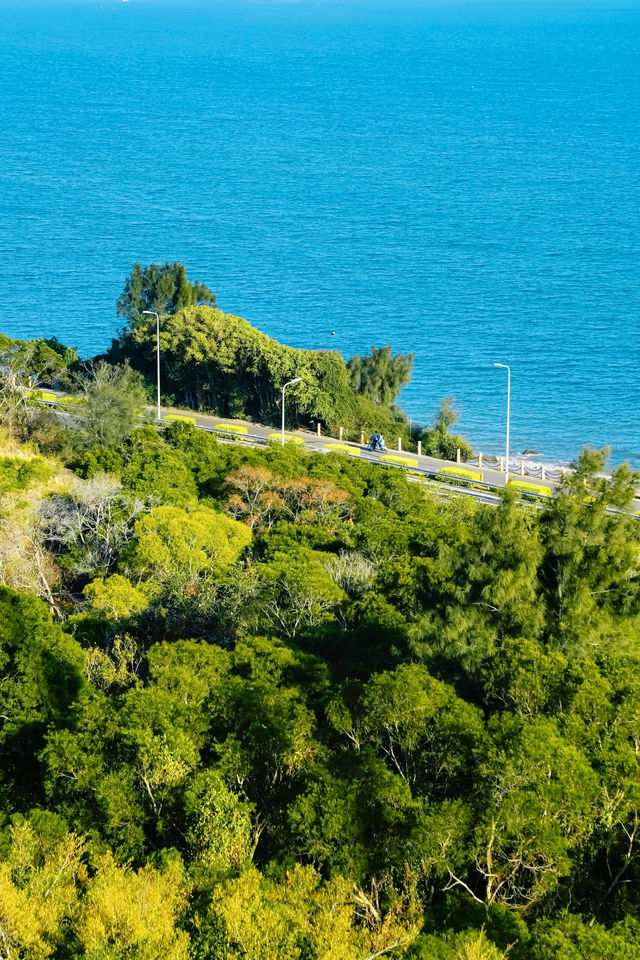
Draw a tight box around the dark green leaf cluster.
[347,344,415,408]
[116,261,217,330]
[420,396,474,461]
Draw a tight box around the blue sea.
[1,1,639,465]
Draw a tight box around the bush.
[508,480,552,498]
[441,466,483,482]
[380,454,418,467]
[215,423,248,434]
[421,429,473,462]
[72,447,124,479]
[326,444,359,456]
[0,455,51,494]
[268,433,304,444]
[164,414,197,426]
[27,389,56,404]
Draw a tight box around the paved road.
[156,403,556,497]
[44,392,640,511]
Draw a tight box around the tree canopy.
[109,303,411,440]
[116,261,216,329]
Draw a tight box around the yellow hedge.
[380,454,419,467]
[215,423,248,434]
[28,389,56,403]
[268,433,304,444]
[326,444,359,456]
[440,466,483,482]
[508,479,552,497]
[164,414,197,425]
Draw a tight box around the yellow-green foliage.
[184,770,254,870]
[164,414,197,425]
[27,389,56,403]
[325,444,359,456]
[215,423,248,434]
[56,395,84,409]
[0,455,51,495]
[212,864,419,960]
[83,574,152,620]
[128,504,251,583]
[0,821,87,959]
[380,454,419,467]
[77,853,189,960]
[440,466,483,482]
[508,480,552,497]
[268,433,304,444]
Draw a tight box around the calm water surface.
[1,1,639,464]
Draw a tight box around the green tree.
[250,548,346,639]
[420,396,473,461]
[0,587,85,804]
[347,345,415,408]
[182,769,254,872]
[409,928,508,960]
[466,715,599,909]
[357,663,485,797]
[110,303,410,439]
[75,361,147,450]
[122,439,199,506]
[413,490,544,672]
[539,448,640,651]
[526,913,640,960]
[82,573,151,620]
[116,261,216,330]
[125,504,251,586]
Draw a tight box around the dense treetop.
[116,261,217,329]
[0,385,640,957]
[109,302,412,440]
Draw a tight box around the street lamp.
[142,310,161,422]
[281,378,302,445]
[494,363,511,485]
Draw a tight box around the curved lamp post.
[494,362,511,485]
[142,310,161,422]
[281,378,302,445]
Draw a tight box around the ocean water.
[1,1,639,465]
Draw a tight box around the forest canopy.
[0,385,639,957]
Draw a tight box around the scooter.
[365,437,387,453]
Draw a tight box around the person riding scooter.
[366,432,387,453]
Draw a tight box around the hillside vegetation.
[107,261,416,442]
[0,382,640,957]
